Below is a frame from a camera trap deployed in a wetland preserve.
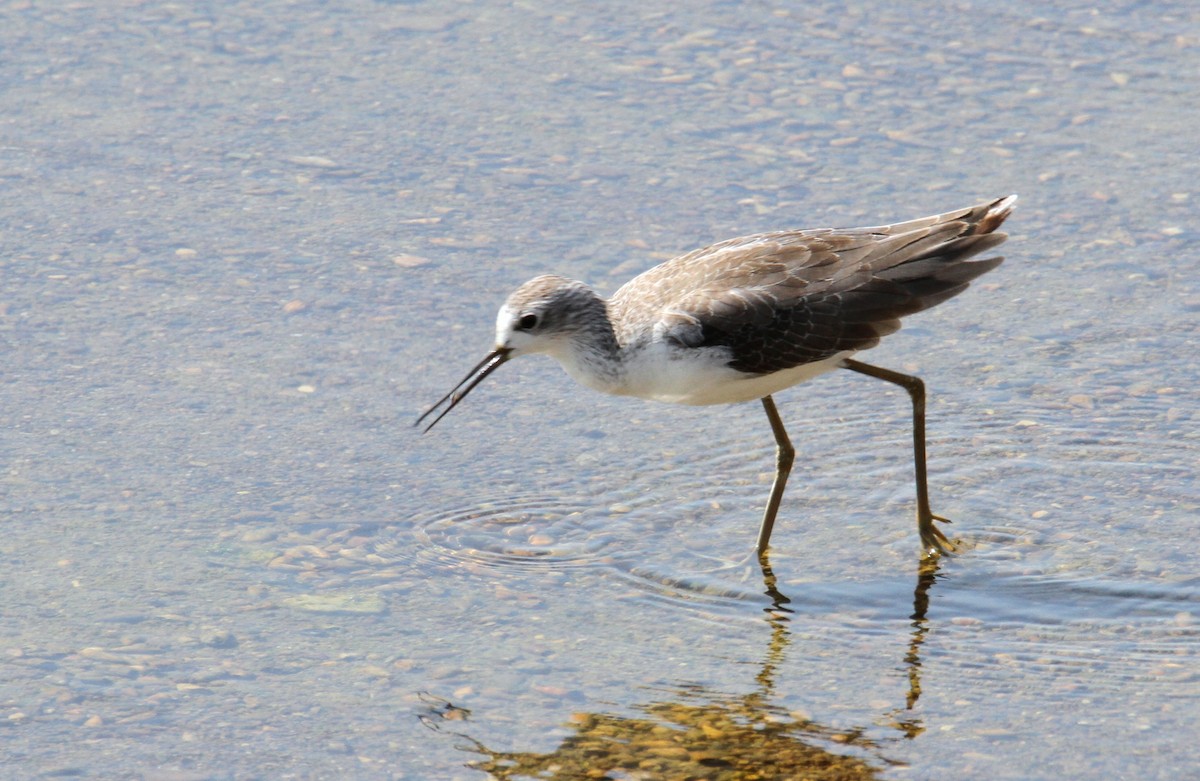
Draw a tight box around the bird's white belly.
[609,343,853,406]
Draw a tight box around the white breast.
[604,341,853,406]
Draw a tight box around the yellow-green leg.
[842,359,954,555]
[755,394,795,556]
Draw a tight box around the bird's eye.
[518,313,538,330]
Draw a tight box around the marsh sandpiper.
[418,195,1016,556]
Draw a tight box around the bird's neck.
[550,297,627,395]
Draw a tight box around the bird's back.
[608,196,1015,375]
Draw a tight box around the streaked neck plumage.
[545,289,625,394]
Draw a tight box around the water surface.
[2,0,1197,778]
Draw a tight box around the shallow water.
[2,0,1198,779]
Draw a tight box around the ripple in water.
[395,495,630,572]
[607,556,774,614]
[925,570,1200,696]
[393,485,779,615]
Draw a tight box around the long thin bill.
[415,348,511,433]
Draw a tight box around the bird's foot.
[918,512,957,558]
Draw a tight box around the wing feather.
[610,196,1015,374]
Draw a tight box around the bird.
[417,195,1016,557]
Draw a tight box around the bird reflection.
[883,554,942,739]
[419,553,944,778]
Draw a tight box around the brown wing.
[610,195,1014,374]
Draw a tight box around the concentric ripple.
[395,481,784,613]
[607,556,775,613]
[399,494,636,572]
